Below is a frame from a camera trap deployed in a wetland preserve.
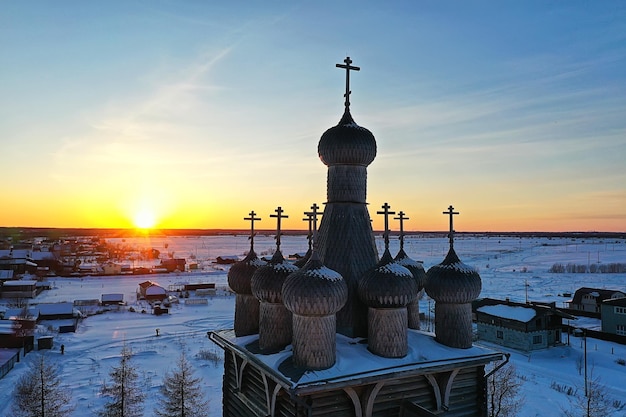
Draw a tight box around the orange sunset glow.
[1,3,625,233]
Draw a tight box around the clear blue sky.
[1,1,625,232]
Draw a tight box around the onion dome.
[424,247,481,303]
[251,250,299,304]
[358,248,417,308]
[227,249,266,295]
[395,248,425,291]
[283,251,348,316]
[318,109,377,167]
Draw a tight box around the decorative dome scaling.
[283,202,347,369]
[250,206,298,353]
[227,211,266,337]
[424,206,481,349]
[283,251,348,317]
[318,109,377,167]
[359,203,417,358]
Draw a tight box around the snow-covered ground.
[1,234,625,416]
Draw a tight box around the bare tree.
[487,361,525,417]
[562,373,612,417]
[10,355,74,417]
[154,352,209,417]
[98,344,145,417]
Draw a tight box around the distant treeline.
[549,262,626,273]
[1,227,625,241]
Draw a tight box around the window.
[617,325,626,336]
[496,330,503,339]
[533,335,542,344]
[616,307,626,315]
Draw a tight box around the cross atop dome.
[270,206,288,251]
[244,210,261,250]
[304,203,321,245]
[336,56,360,110]
[377,202,395,248]
[394,211,409,250]
[443,205,459,248]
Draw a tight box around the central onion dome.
[318,109,377,167]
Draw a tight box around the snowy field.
[1,234,625,416]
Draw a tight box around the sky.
[2,1,625,232]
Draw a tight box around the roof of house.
[603,297,626,307]
[474,297,577,322]
[37,302,74,316]
[571,287,626,305]
[101,293,124,302]
[2,280,37,287]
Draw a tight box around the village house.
[37,302,80,333]
[474,298,576,352]
[0,280,38,299]
[568,287,626,315]
[601,297,626,338]
[101,293,124,306]
[137,281,167,301]
[0,248,37,276]
[102,262,122,275]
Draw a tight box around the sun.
[133,209,157,229]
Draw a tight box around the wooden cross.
[377,202,395,248]
[443,205,459,248]
[244,211,261,249]
[336,56,360,109]
[394,211,409,250]
[303,203,321,248]
[270,206,288,250]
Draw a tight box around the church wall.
[222,347,490,417]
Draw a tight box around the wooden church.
[210,57,502,417]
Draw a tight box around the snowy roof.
[37,302,74,316]
[3,307,40,319]
[477,304,537,322]
[101,293,124,302]
[211,329,501,390]
[2,280,37,287]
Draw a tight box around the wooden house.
[160,258,186,272]
[101,293,124,306]
[1,280,38,299]
[568,287,626,315]
[0,248,36,275]
[601,297,626,337]
[138,281,167,301]
[474,298,576,351]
